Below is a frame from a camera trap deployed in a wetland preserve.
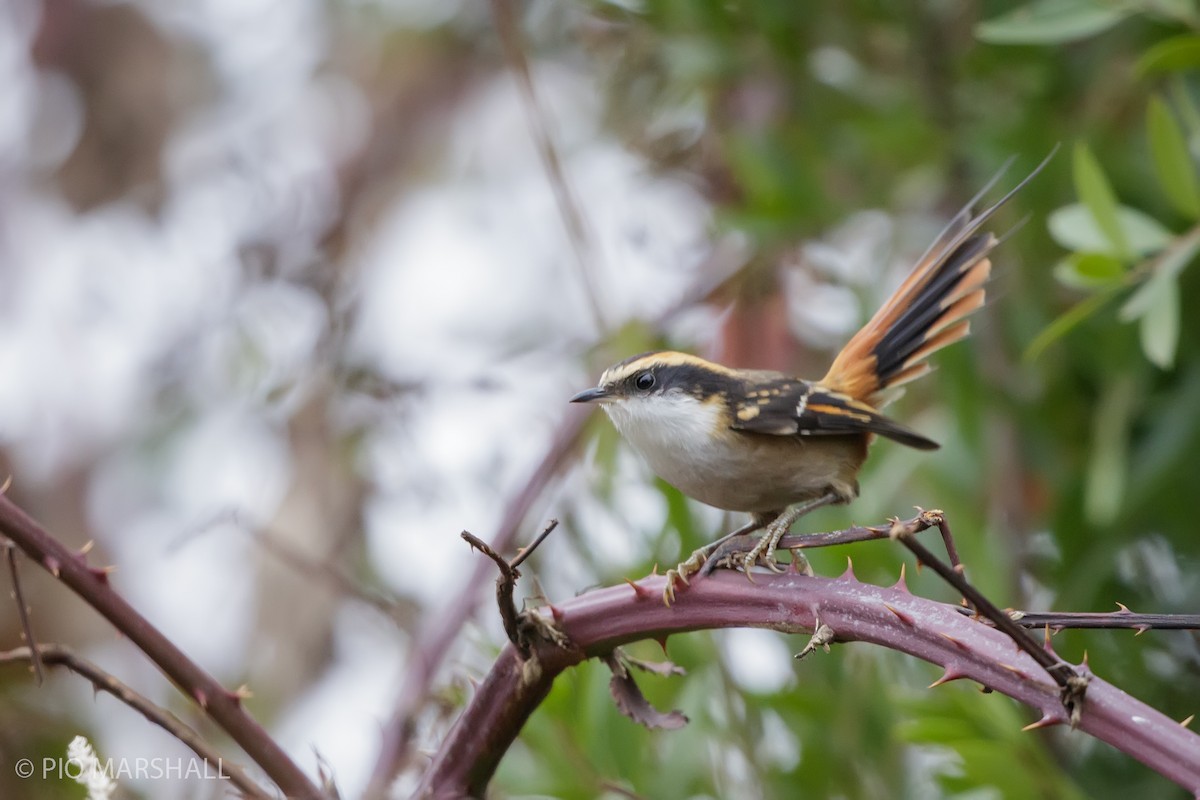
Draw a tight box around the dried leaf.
[604,655,688,730]
[624,655,687,677]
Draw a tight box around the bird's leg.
[662,515,772,605]
[738,492,841,579]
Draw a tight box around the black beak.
[570,387,608,404]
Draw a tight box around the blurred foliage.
[3,0,1200,798]
[501,2,1200,799]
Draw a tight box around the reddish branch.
[416,567,1200,798]
[0,496,324,800]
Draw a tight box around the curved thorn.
[929,666,967,688]
[624,578,656,602]
[1021,713,1065,732]
[938,632,971,652]
[884,604,915,627]
[838,557,856,581]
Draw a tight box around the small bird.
[571,156,1049,603]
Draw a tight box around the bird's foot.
[662,545,714,606]
[736,515,799,579]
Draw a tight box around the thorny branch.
[418,572,1200,798]
[416,514,1200,799]
[0,644,270,800]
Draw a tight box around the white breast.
[602,392,754,509]
[600,390,859,513]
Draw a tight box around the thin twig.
[463,519,562,654]
[251,524,416,626]
[0,497,324,799]
[510,518,559,571]
[173,510,415,626]
[710,512,957,563]
[0,644,270,800]
[956,606,1200,631]
[891,511,1088,725]
[490,0,606,331]
[461,532,521,649]
[4,541,43,685]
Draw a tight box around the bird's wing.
[729,379,939,450]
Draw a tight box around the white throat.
[601,392,720,468]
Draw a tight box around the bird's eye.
[635,372,656,391]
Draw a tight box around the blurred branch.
[0,496,326,800]
[490,0,607,331]
[416,561,1200,798]
[3,540,43,685]
[249,521,417,628]
[173,509,416,627]
[0,643,270,800]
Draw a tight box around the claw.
[740,551,759,582]
[662,546,711,606]
[662,570,682,606]
[662,579,676,607]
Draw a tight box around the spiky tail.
[820,153,1052,405]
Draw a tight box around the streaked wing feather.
[730,381,939,450]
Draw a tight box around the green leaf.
[1118,231,1200,369]
[1047,204,1172,257]
[1138,275,1180,369]
[1052,252,1126,289]
[1073,142,1129,258]
[1136,34,1200,77]
[1119,231,1200,320]
[1084,378,1135,526]
[976,0,1129,45]
[1147,96,1200,219]
[1171,75,1200,138]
